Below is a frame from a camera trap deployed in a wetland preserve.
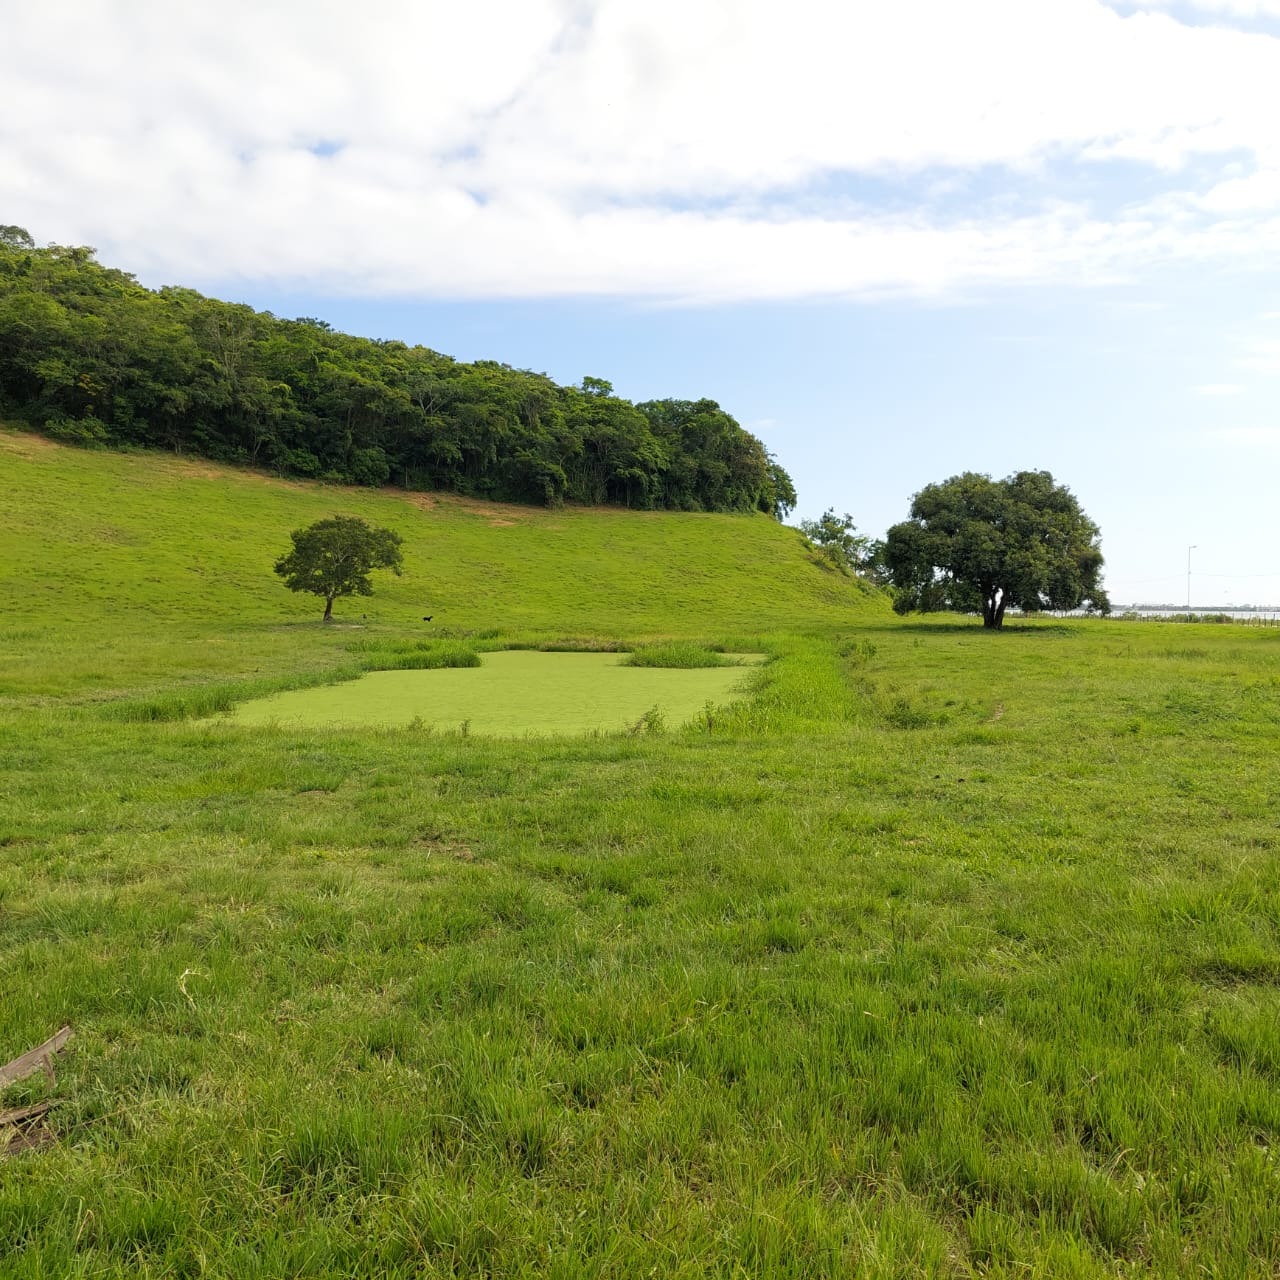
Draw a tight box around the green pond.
[228,650,763,735]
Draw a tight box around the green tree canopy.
[0,225,34,249]
[797,508,869,574]
[884,471,1109,628]
[274,516,404,621]
[0,235,797,518]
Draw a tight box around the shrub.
[44,412,109,446]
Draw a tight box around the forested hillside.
[0,226,795,514]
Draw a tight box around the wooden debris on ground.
[0,1099,60,1154]
[0,1027,73,1156]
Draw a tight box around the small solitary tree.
[884,471,1109,628]
[274,516,403,621]
[797,508,870,574]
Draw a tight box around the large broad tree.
[884,471,1109,629]
[274,516,403,621]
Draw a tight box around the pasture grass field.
[2,427,1280,1278]
[0,429,871,703]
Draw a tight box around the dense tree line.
[0,227,796,516]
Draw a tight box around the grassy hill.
[3,425,1280,1277]
[1,427,880,700]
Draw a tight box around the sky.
[5,0,1280,605]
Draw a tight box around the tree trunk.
[323,596,334,622]
[982,588,1005,629]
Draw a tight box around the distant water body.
[1043,607,1280,621]
[1118,608,1280,620]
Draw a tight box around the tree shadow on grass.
[858,616,1082,637]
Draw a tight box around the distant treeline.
[0,226,796,516]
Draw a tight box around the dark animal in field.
[423,615,433,621]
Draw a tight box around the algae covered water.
[228,650,762,735]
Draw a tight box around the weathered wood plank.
[0,1027,73,1089]
[0,1100,54,1127]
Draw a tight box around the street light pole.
[1187,545,1197,610]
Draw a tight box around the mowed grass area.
[228,652,764,734]
[3,428,1280,1277]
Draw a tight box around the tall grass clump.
[623,643,728,668]
[698,634,851,735]
[363,642,482,671]
[102,663,367,722]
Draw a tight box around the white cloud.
[4,0,1280,300]
[1117,0,1280,18]
[1199,168,1280,213]
[1195,383,1245,395]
